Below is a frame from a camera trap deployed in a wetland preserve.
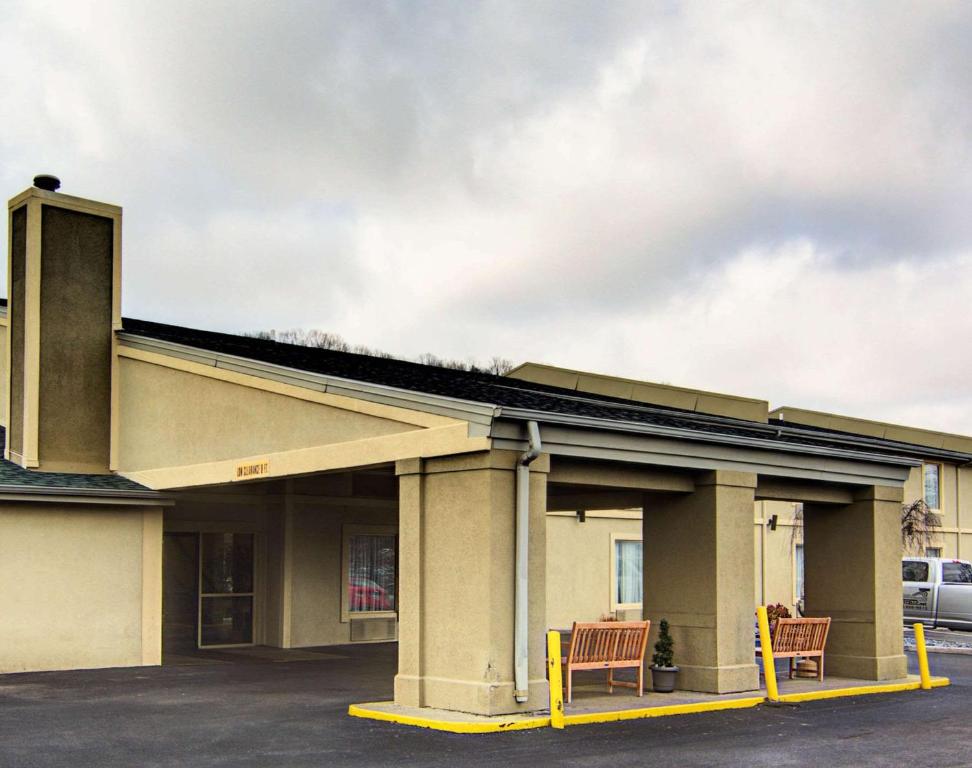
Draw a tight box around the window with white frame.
[612,536,642,610]
[923,463,941,510]
[794,544,805,606]
[925,547,942,558]
[341,525,397,621]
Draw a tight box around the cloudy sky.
[1,1,970,433]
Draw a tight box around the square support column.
[804,485,907,680]
[643,471,759,693]
[395,450,548,716]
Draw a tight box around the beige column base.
[825,653,908,681]
[673,662,759,694]
[394,674,550,716]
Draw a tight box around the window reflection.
[348,534,396,613]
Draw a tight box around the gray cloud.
[1,1,971,432]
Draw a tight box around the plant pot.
[650,665,679,693]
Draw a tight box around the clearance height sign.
[234,458,271,481]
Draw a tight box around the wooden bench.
[756,617,831,682]
[560,620,651,703]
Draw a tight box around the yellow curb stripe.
[349,678,950,733]
[562,696,765,726]
[776,676,950,703]
[348,704,550,734]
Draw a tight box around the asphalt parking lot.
[0,644,969,768]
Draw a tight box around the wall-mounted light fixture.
[576,509,586,523]
[768,514,779,531]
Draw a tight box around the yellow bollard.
[914,623,932,690]
[547,630,565,729]
[756,606,779,702]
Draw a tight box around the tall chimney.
[6,177,121,472]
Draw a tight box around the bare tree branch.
[248,329,513,374]
[901,499,942,555]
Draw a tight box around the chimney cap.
[33,174,61,192]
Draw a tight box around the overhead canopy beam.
[548,457,694,493]
[755,477,855,505]
[546,488,645,512]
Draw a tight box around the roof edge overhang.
[117,330,949,486]
[0,485,172,505]
[492,410,917,487]
[768,423,972,465]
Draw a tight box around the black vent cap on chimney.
[33,174,61,192]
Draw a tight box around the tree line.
[248,328,515,376]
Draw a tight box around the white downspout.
[515,420,542,703]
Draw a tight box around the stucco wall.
[755,500,802,612]
[164,482,398,650]
[0,504,162,673]
[0,321,7,426]
[903,463,972,559]
[545,511,641,629]
[395,451,549,715]
[37,205,113,473]
[8,205,26,457]
[165,490,281,647]
[290,503,397,647]
[118,357,420,472]
[547,500,810,629]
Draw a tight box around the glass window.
[902,560,930,582]
[926,547,942,558]
[923,464,941,509]
[200,595,254,646]
[942,562,972,584]
[795,545,805,603]
[348,534,397,613]
[615,540,643,606]
[199,533,254,647]
[201,533,254,594]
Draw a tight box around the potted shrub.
[766,603,791,634]
[650,619,679,693]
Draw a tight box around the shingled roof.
[0,426,158,497]
[120,318,972,465]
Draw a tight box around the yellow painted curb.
[776,676,950,703]
[348,704,550,734]
[562,696,766,726]
[349,677,951,733]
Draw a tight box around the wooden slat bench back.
[560,620,651,703]
[756,616,831,682]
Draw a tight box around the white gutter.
[514,420,542,703]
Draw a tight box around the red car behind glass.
[348,577,393,611]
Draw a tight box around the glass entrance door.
[162,532,200,655]
[199,533,255,647]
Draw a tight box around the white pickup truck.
[902,557,972,629]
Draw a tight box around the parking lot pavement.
[0,646,969,768]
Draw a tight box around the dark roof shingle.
[121,318,969,463]
[0,427,155,494]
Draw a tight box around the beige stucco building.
[2,179,967,717]
[756,410,972,616]
[556,412,972,630]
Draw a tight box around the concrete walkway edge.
[348,677,951,734]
